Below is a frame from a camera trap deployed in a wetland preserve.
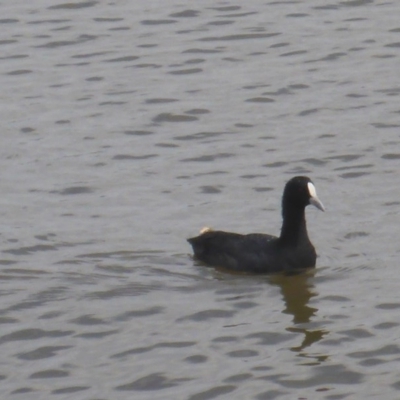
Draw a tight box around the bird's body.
[187,176,324,274]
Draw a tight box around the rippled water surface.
[1,0,400,399]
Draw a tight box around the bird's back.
[188,230,283,273]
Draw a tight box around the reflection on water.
[269,271,329,363]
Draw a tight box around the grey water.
[1,0,400,399]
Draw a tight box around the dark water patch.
[299,108,320,116]
[52,386,90,394]
[184,354,208,363]
[286,13,309,17]
[134,63,162,68]
[263,161,287,168]
[112,154,158,160]
[105,55,139,62]
[385,42,400,48]
[185,58,205,64]
[235,123,254,128]
[321,295,351,302]
[37,35,97,48]
[0,259,17,265]
[17,346,71,360]
[382,153,400,159]
[0,40,18,45]
[348,344,400,358]
[93,17,124,22]
[207,20,235,26]
[372,54,396,59]
[30,369,69,379]
[212,336,238,343]
[3,244,57,255]
[255,389,289,399]
[200,185,222,194]
[339,172,370,178]
[227,349,259,358]
[112,341,196,358]
[347,93,368,98]
[169,68,203,75]
[359,358,385,367]
[1,54,28,60]
[188,385,236,400]
[246,97,274,103]
[338,328,374,339]
[99,101,127,106]
[271,42,290,48]
[74,329,119,338]
[175,131,227,140]
[153,113,198,123]
[141,19,177,25]
[0,19,19,23]
[308,52,347,62]
[56,186,93,195]
[383,201,400,206]
[145,98,178,104]
[374,322,400,329]
[115,373,189,391]
[177,309,236,322]
[210,6,241,11]
[376,303,400,310]
[334,163,373,171]
[372,123,400,128]
[186,108,210,115]
[114,306,165,321]
[281,50,308,57]
[231,301,258,309]
[109,26,130,31]
[7,70,32,75]
[340,0,373,7]
[183,48,222,54]
[155,142,179,148]
[170,10,199,18]
[72,51,109,59]
[199,33,280,42]
[124,130,153,135]
[48,1,98,9]
[7,301,46,312]
[344,232,369,239]
[0,316,18,324]
[0,329,74,345]
[221,12,258,18]
[181,153,234,162]
[28,19,71,25]
[224,373,252,383]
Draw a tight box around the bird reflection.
[268,270,328,363]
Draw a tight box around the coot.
[187,176,324,273]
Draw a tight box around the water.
[1,0,400,398]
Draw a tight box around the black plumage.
[187,176,324,273]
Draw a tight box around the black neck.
[279,206,309,245]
